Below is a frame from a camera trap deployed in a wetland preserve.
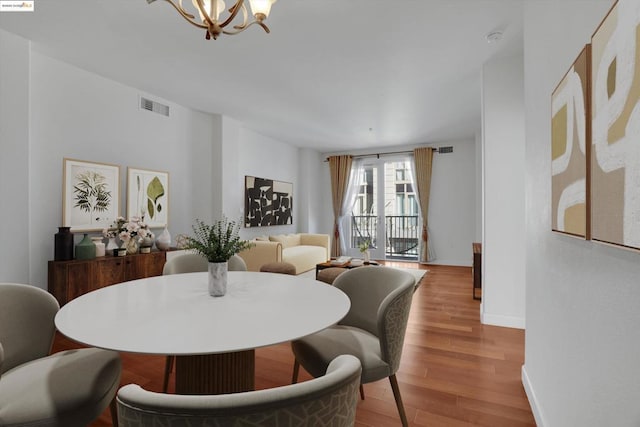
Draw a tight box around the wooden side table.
[472,243,481,300]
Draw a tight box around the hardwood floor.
[52,263,535,426]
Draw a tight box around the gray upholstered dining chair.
[162,252,247,275]
[0,282,122,427]
[291,266,415,426]
[162,252,247,392]
[118,354,361,426]
[162,252,209,275]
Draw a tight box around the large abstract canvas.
[245,176,293,227]
[552,45,591,238]
[591,0,640,250]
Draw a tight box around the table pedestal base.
[175,350,255,394]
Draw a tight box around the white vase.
[155,227,171,251]
[106,237,119,252]
[208,261,228,297]
[91,237,106,257]
[363,250,371,263]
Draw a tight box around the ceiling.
[0,0,524,152]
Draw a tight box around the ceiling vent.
[437,146,453,154]
[140,97,170,117]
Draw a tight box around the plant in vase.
[183,217,253,297]
[358,239,371,264]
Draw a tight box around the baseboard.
[481,312,525,329]
[522,365,546,426]
[425,259,472,267]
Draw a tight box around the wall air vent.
[438,146,453,154]
[140,97,170,117]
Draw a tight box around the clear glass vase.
[124,238,139,255]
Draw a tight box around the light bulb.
[192,0,226,21]
[248,0,275,19]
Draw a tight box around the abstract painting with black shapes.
[245,176,293,227]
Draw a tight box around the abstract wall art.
[127,167,169,228]
[551,45,591,238]
[244,176,293,227]
[591,0,640,250]
[63,158,120,232]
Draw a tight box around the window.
[396,194,405,215]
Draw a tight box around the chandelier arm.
[224,19,269,34]
[162,0,208,28]
[192,0,216,28]
[218,0,245,28]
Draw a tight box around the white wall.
[428,140,476,266]
[481,54,526,329]
[522,1,640,426]
[298,148,330,235]
[236,127,300,239]
[23,50,217,289]
[0,29,30,283]
[322,140,477,266]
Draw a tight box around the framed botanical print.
[127,167,169,228]
[63,158,120,232]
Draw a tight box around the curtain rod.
[324,147,438,162]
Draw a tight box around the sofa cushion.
[270,234,301,249]
[283,245,327,274]
[254,235,269,241]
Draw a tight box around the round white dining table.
[55,271,350,394]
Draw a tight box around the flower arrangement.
[184,217,253,263]
[358,239,371,253]
[103,216,154,243]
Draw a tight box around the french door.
[343,156,419,261]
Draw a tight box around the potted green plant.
[358,239,371,264]
[184,217,253,296]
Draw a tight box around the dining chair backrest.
[0,283,59,374]
[162,253,208,275]
[228,254,248,271]
[118,354,362,426]
[163,253,247,275]
[332,266,415,372]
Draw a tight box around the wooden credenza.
[48,251,167,306]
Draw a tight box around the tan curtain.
[328,155,353,257]
[414,147,436,263]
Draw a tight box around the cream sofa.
[238,233,330,274]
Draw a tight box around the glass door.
[343,156,419,262]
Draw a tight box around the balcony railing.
[350,215,419,260]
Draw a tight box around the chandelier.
[146,0,276,40]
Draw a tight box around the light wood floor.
[52,263,535,426]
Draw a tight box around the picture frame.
[63,158,120,232]
[590,0,640,251]
[244,175,293,227]
[127,167,169,228]
[551,45,591,239]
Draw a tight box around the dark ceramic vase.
[54,226,74,261]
